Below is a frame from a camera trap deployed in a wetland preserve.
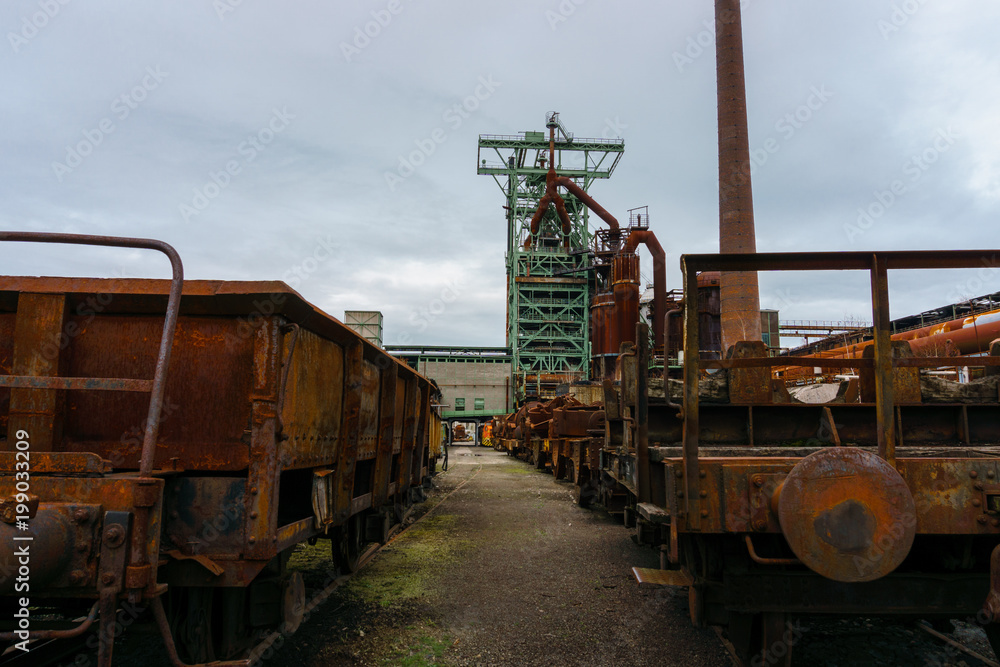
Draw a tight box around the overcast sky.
[2,1,999,348]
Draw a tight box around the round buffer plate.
[777,447,916,583]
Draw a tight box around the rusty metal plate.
[632,566,692,587]
[357,361,379,460]
[778,447,916,583]
[727,340,771,404]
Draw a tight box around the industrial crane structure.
[478,113,624,403]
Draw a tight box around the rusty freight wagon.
[603,250,1000,665]
[0,233,439,665]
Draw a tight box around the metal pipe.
[527,126,573,248]
[0,602,99,642]
[808,307,1000,360]
[744,535,801,566]
[554,175,619,231]
[526,119,622,248]
[527,168,573,247]
[623,229,667,349]
[715,0,762,351]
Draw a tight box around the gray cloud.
[2,0,999,348]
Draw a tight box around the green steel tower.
[477,113,624,403]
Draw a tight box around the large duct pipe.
[807,309,1000,361]
[527,126,573,248]
[527,120,621,248]
[554,176,619,232]
[623,229,666,349]
[716,0,762,352]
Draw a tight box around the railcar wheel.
[333,514,363,574]
[282,572,306,634]
[166,586,259,662]
[176,587,216,663]
[217,587,258,659]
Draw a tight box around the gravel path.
[274,445,731,666]
[422,446,729,666]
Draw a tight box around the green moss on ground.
[500,465,535,475]
[383,632,452,666]
[345,514,471,609]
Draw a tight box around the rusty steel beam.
[636,321,650,504]
[704,357,871,369]
[372,363,398,507]
[682,258,701,529]
[715,356,1000,369]
[871,255,897,464]
[410,381,430,487]
[0,376,154,391]
[244,317,282,560]
[683,249,1000,273]
[335,339,364,522]
[715,0,762,352]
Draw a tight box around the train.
[0,232,441,665]
[494,246,1000,665]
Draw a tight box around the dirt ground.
[277,445,730,666]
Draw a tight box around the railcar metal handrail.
[0,231,183,477]
[679,249,1000,528]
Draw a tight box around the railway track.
[2,464,481,667]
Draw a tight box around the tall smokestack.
[715,0,762,352]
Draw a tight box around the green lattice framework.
[477,128,624,401]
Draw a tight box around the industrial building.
[384,345,512,436]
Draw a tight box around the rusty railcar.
[0,233,439,665]
[604,250,1000,665]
